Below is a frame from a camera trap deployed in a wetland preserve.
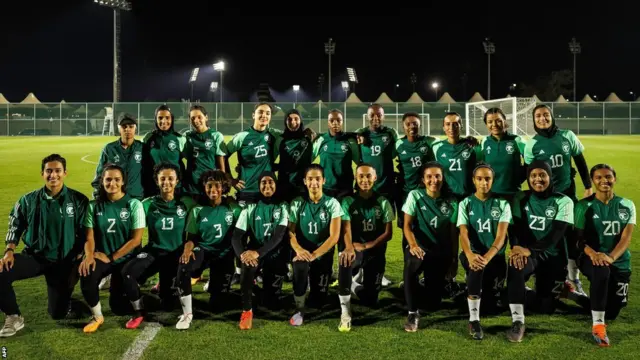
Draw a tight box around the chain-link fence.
[2,101,640,136]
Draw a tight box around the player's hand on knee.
[293,248,313,262]
[409,245,425,260]
[340,247,356,267]
[79,255,96,277]
[0,252,14,272]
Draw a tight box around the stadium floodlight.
[431,82,439,99]
[347,68,358,83]
[213,61,225,102]
[188,67,199,102]
[324,38,336,101]
[483,38,495,99]
[209,81,218,102]
[569,37,581,102]
[341,81,349,100]
[293,85,300,103]
[94,0,132,103]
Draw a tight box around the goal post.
[361,113,431,135]
[464,97,538,138]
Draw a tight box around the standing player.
[0,154,88,338]
[91,114,145,200]
[312,109,361,201]
[288,164,343,326]
[276,109,314,202]
[175,170,240,330]
[401,162,459,332]
[478,108,526,202]
[78,164,146,333]
[120,163,196,329]
[183,105,227,195]
[142,104,187,197]
[232,171,290,329]
[506,161,574,343]
[523,104,592,294]
[575,164,635,347]
[457,163,511,340]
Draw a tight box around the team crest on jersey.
[225,211,234,225]
[505,142,515,154]
[562,141,570,154]
[618,209,630,221]
[168,140,177,151]
[382,136,389,144]
[176,206,186,218]
[319,210,327,222]
[420,146,428,154]
[490,207,501,220]
[341,143,348,152]
[113,154,120,163]
[264,134,270,142]
[461,150,471,160]
[545,206,556,218]
[273,208,281,221]
[440,203,450,216]
[204,139,213,150]
[323,144,328,152]
[374,207,381,219]
[134,151,142,162]
[301,140,307,147]
[120,208,130,220]
[293,150,301,160]
[66,203,75,217]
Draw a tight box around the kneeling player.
[506,161,574,342]
[120,163,195,329]
[78,164,146,333]
[232,171,290,330]
[338,163,394,331]
[175,170,240,330]
[575,164,635,347]
[288,164,343,326]
[401,162,459,332]
[0,154,88,337]
[457,163,511,340]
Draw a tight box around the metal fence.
[2,101,640,136]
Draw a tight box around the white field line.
[121,322,162,360]
[81,154,98,165]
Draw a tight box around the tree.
[518,69,573,101]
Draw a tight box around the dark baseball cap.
[118,113,137,126]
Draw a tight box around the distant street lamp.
[209,81,218,101]
[188,67,199,101]
[569,37,581,102]
[324,38,336,101]
[293,85,300,104]
[483,38,495,99]
[432,82,439,100]
[341,81,349,101]
[213,61,225,101]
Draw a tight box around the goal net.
[464,97,538,138]
[361,113,431,135]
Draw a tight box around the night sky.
[2,2,639,103]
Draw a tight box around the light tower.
[347,67,358,93]
[483,38,495,100]
[94,0,132,103]
[569,37,581,102]
[324,38,335,101]
[213,61,225,102]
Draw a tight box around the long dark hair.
[97,163,127,202]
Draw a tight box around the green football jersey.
[575,195,636,272]
[84,194,146,264]
[357,126,399,194]
[478,133,526,195]
[396,135,437,193]
[183,128,227,195]
[91,139,145,199]
[278,136,314,192]
[401,189,458,250]
[312,133,360,192]
[236,201,289,249]
[186,199,241,257]
[512,191,574,258]
[289,195,343,250]
[457,195,512,255]
[432,139,479,198]
[6,186,88,262]
[226,127,281,195]
[142,195,196,252]
[341,193,395,244]
[523,129,584,193]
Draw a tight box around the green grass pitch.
[0,135,638,360]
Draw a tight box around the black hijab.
[527,160,555,199]
[153,104,179,135]
[532,105,559,138]
[283,109,304,139]
[258,170,277,204]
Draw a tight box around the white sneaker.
[338,313,351,332]
[381,275,392,287]
[0,315,24,337]
[203,280,210,292]
[176,313,193,330]
[98,274,111,290]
